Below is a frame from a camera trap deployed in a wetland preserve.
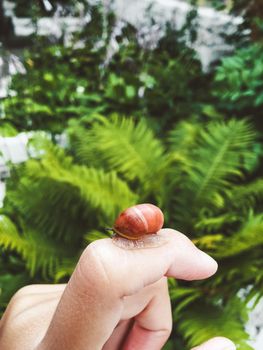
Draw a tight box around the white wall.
[105,0,243,71]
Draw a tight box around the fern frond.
[208,251,263,301]
[41,161,137,221]
[195,214,240,233]
[169,287,203,313]
[6,142,137,241]
[213,212,263,258]
[175,298,253,349]
[54,258,78,282]
[193,234,224,250]
[171,119,256,230]
[168,119,200,154]
[227,178,263,212]
[67,115,170,193]
[192,119,256,203]
[0,215,70,276]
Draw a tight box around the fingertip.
[191,337,236,350]
[198,250,218,278]
[160,229,218,281]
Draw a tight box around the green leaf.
[68,115,170,195]
[84,230,109,244]
[175,298,253,349]
[0,215,70,276]
[0,123,18,137]
[6,141,137,241]
[0,273,30,308]
[213,212,263,258]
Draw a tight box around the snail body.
[113,203,164,240]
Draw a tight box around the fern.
[168,119,200,155]
[193,234,224,250]
[191,120,255,203]
[5,141,137,241]
[175,298,253,350]
[170,119,257,230]
[54,258,78,282]
[215,44,263,109]
[68,115,171,195]
[0,215,70,276]
[170,287,203,314]
[0,115,262,349]
[1,4,263,347]
[213,212,263,258]
[195,214,240,233]
[227,178,263,212]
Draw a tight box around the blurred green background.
[0,0,263,349]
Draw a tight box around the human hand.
[0,229,236,350]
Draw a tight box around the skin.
[0,229,236,350]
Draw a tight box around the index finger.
[38,229,217,350]
[87,229,217,297]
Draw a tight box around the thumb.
[191,337,236,350]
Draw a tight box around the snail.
[110,204,165,249]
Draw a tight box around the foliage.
[214,44,263,120]
[175,297,253,349]
[2,4,209,134]
[0,116,262,349]
[0,215,67,276]
[3,33,107,132]
[0,122,17,137]
[67,115,171,196]
[1,1,263,349]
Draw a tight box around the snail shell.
[113,203,164,240]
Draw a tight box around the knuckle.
[7,288,28,312]
[2,285,39,324]
[78,242,114,289]
[79,241,126,298]
[12,285,34,299]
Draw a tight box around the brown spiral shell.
[113,203,164,240]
